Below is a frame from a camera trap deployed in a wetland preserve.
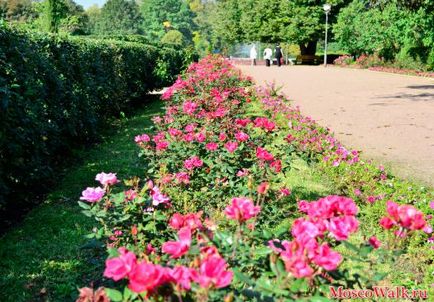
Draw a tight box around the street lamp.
[323,3,331,67]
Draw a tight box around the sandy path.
[238,65,434,186]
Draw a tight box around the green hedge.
[0,24,186,221]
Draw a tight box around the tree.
[141,0,195,43]
[161,29,186,46]
[96,0,142,35]
[210,0,243,47]
[212,0,349,55]
[84,4,101,34]
[0,0,36,22]
[334,0,434,68]
[30,0,88,34]
[188,0,217,55]
[44,0,68,33]
[60,0,88,34]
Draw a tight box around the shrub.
[333,55,354,66]
[0,23,187,221]
[355,53,384,68]
[333,1,433,71]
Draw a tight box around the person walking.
[275,44,283,67]
[263,46,272,67]
[250,44,257,66]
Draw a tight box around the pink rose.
[224,197,260,222]
[195,132,206,143]
[235,118,251,127]
[175,172,190,184]
[150,187,170,206]
[312,243,342,271]
[257,182,269,195]
[183,133,195,142]
[270,160,282,173]
[184,123,196,132]
[298,200,310,213]
[134,134,150,144]
[168,128,182,137]
[162,227,191,259]
[218,132,227,141]
[379,217,395,229]
[368,236,381,249]
[291,218,320,245]
[169,213,185,230]
[183,156,203,170]
[286,258,314,278]
[183,101,198,115]
[235,131,249,142]
[236,169,249,177]
[95,172,118,186]
[279,188,291,196]
[190,255,233,289]
[128,262,167,293]
[103,247,137,281]
[169,266,192,290]
[224,141,238,153]
[256,147,274,161]
[80,187,105,203]
[205,142,218,151]
[328,216,359,241]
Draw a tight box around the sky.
[75,0,107,9]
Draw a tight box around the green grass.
[0,98,164,302]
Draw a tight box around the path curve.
[238,65,434,186]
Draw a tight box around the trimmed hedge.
[0,24,186,221]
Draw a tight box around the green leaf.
[273,220,291,237]
[78,201,91,209]
[144,221,156,231]
[123,287,133,300]
[373,272,388,281]
[290,277,309,293]
[233,268,254,285]
[342,241,359,253]
[360,245,373,257]
[253,246,272,257]
[105,288,123,301]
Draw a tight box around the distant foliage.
[333,1,433,70]
[0,24,187,220]
[95,0,142,35]
[161,30,186,47]
[0,0,36,22]
[141,0,195,43]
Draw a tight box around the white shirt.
[250,47,257,59]
[263,48,272,60]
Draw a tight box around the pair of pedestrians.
[264,45,283,67]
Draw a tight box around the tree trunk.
[299,41,318,56]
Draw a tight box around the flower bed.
[77,56,433,301]
[333,54,434,78]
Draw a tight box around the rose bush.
[77,56,433,301]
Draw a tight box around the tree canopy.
[141,0,195,43]
[211,0,349,55]
[95,0,142,35]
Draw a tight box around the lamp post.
[323,4,331,67]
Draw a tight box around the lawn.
[0,98,164,301]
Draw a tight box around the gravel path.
[238,65,434,186]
